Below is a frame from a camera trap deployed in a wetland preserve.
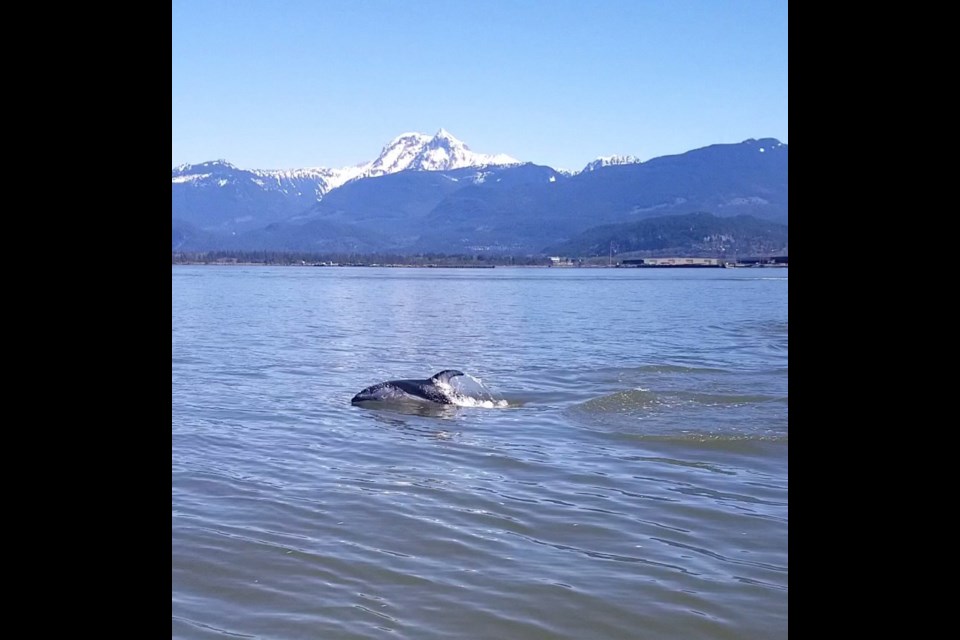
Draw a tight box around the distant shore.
[172,250,786,269]
[171,259,787,269]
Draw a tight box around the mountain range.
[172,130,787,255]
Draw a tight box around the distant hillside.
[172,129,519,235]
[543,212,788,258]
[172,136,787,255]
[409,139,786,253]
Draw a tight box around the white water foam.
[438,374,509,408]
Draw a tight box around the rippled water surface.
[172,266,788,639]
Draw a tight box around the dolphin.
[351,370,466,405]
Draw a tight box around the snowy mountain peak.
[432,128,458,142]
[173,159,238,175]
[173,130,521,198]
[171,160,242,183]
[581,155,642,173]
[427,129,462,148]
[384,132,433,149]
[361,128,519,177]
[365,132,434,176]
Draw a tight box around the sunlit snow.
[172,129,522,198]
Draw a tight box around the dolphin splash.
[351,370,466,406]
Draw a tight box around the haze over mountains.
[172,130,788,255]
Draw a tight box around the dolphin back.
[430,369,465,384]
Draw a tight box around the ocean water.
[172,265,788,639]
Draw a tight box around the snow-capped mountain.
[172,129,522,231]
[172,135,788,252]
[172,135,788,254]
[405,129,519,172]
[320,128,521,188]
[580,155,642,173]
[173,129,521,202]
[171,159,337,199]
[362,132,434,177]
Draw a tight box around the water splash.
[439,373,509,408]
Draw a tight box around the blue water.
[172,266,788,639]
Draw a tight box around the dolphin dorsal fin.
[431,369,465,384]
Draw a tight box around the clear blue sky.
[172,0,787,171]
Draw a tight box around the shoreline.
[171,261,788,269]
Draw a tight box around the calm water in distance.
[172,266,788,639]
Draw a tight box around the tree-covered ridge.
[544,212,788,257]
[172,250,549,266]
[173,139,787,254]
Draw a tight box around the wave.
[574,388,783,412]
[566,387,788,442]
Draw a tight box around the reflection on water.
[353,398,463,419]
[173,266,787,640]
